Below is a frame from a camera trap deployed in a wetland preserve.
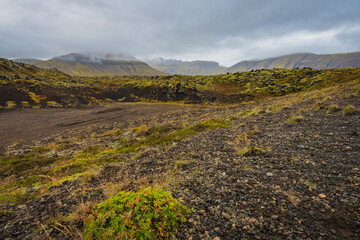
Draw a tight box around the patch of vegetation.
[0,188,33,205]
[115,119,231,153]
[0,153,59,177]
[238,147,264,156]
[326,104,341,113]
[83,187,189,239]
[304,180,317,190]
[342,105,357,115]
[285,115,304,124]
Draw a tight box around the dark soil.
[0,94,359,240]
[0,102,208,151]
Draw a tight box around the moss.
[238,147,263,156]
[304,180,317,190]
[342,105,357,115]
[5,101,16,109]
[83,187,189,239]
[115,119,231,153]
[285,115,304,124]
[326,104,341,113]
[0,188,34,205]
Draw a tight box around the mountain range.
[13,51,360,76]
[27,53,165,77]
[145,57,227,75]
[227,52,360,72]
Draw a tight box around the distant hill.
[0,58,69,79]
[13,58,43,64]
[227,52,360,72]
[34,53,166,76]
[146,58,226,75]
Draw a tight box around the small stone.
[345,146,352,150]
[249,217,257,223]
[266,172,274,177]
[11,231,22,236]
[222,212,231,220]
[318,194,326,199]
[271,215,279,220]
[282,231,290,236]
[213,237,221,240]
[330,229,336,234]
[25,234,33,240]
[214,227,221,233]
[298,145,305,149]
[188,218,194,223]
[197,210,205,215]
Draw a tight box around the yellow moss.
[47,101,62,107]
[21,101,30,107]
[5,101,16,109]
[28,92,47,103]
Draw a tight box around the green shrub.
[83,187,189,239]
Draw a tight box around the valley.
[0,59,359,239]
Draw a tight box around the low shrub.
[83,187,189,239]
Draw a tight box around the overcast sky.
[1,0,359,66]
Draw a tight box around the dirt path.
[0,103,202,151]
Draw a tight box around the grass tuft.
[342,105,357,116]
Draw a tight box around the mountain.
[0,58,69,79]
[146,57,227,75]
[227,52,360,72]
[34,53,166,76]
[13,58,43,64]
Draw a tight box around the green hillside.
[228,52,360,72]
[35,59,166,76]
[1,57,360,110]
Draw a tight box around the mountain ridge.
[227,52,360,72]
[145,57,227,75]
[34,53,166,77]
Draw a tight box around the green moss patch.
[83,187,189,239]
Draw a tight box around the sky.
[0,0,359,66]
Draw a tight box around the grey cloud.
[0,0,359,66]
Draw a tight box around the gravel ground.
[0,94,359,240]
